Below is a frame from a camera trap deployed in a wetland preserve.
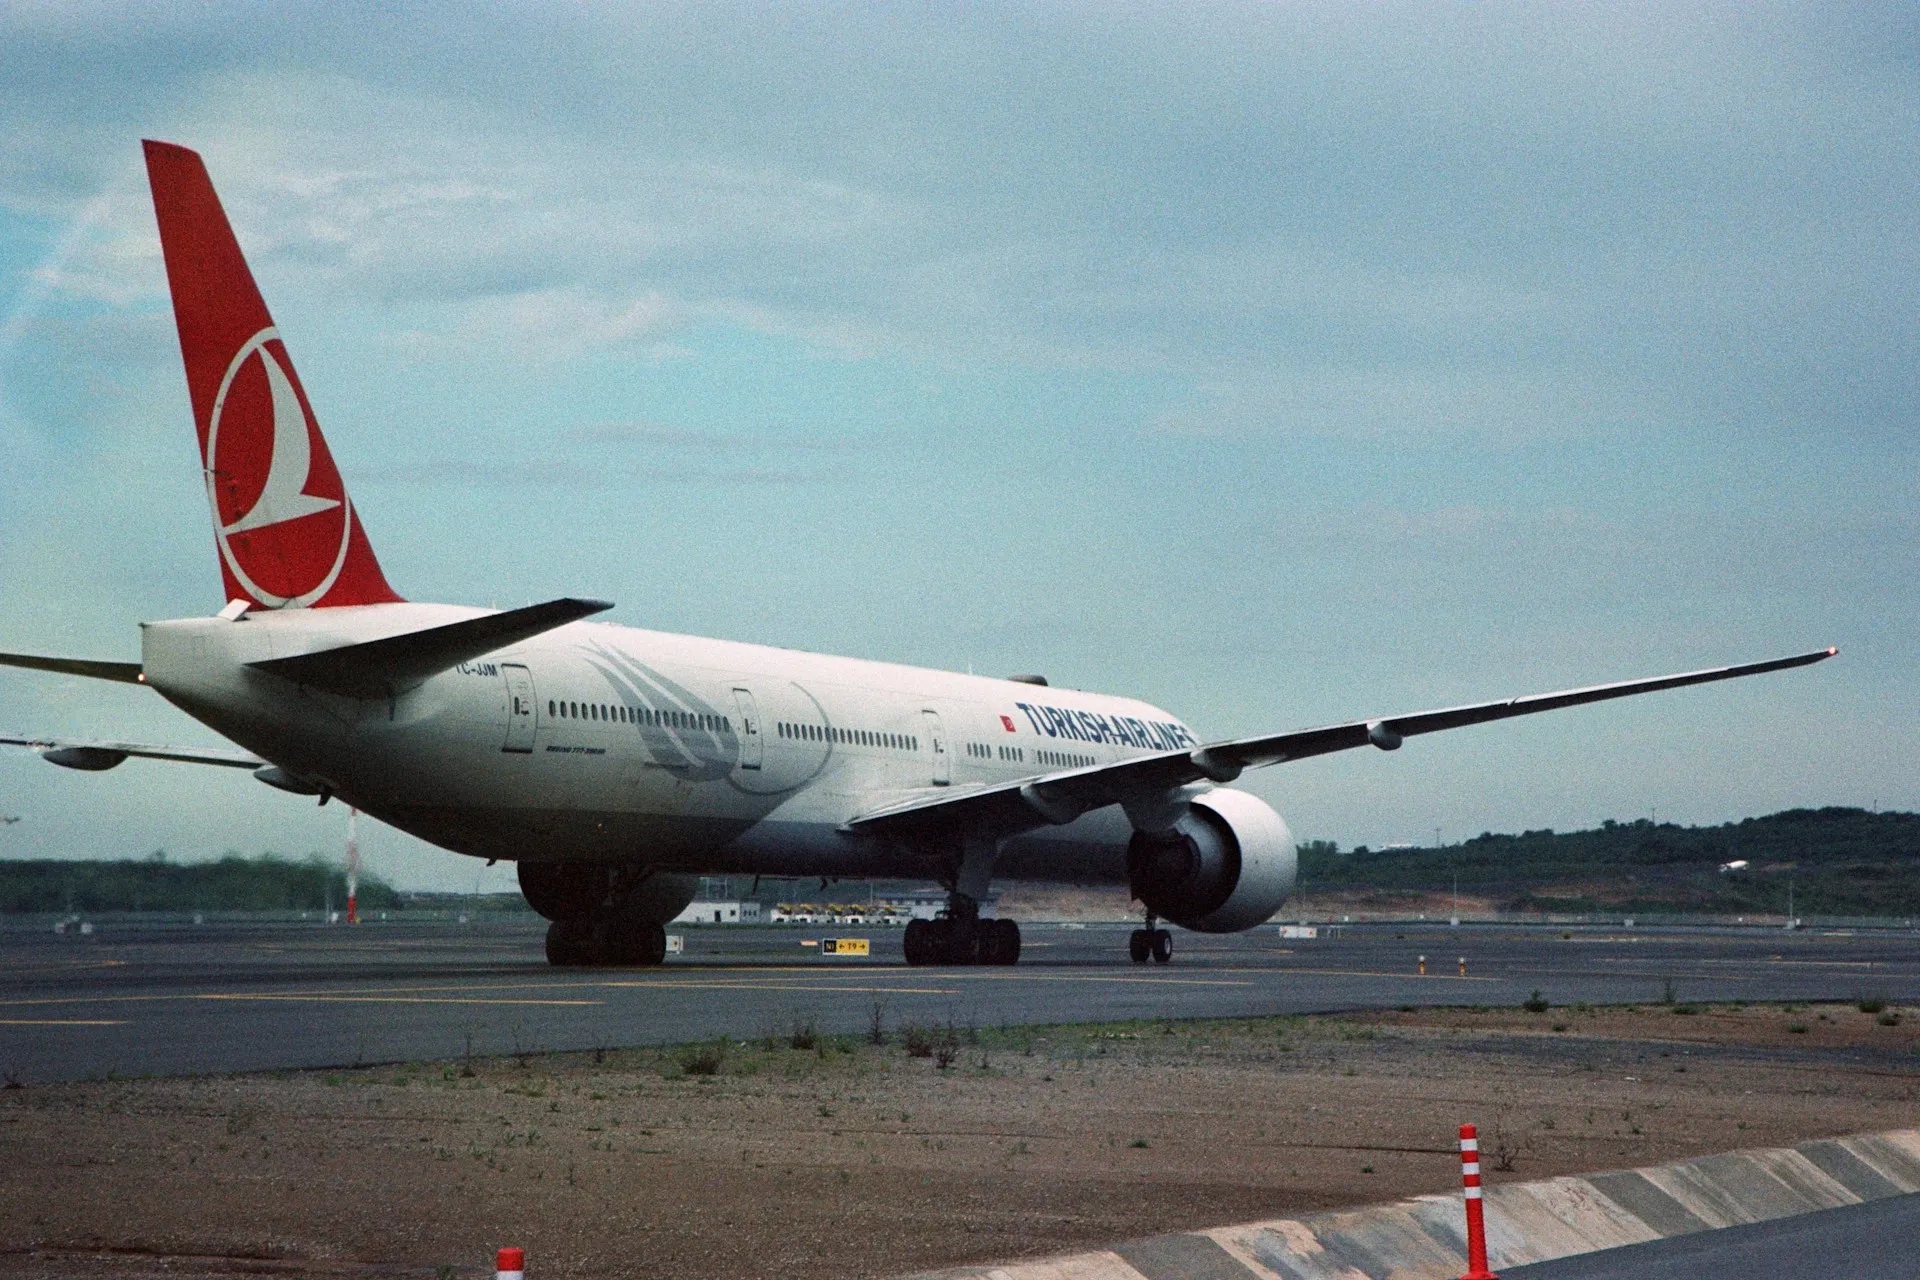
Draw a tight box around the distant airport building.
[671,900,764,925]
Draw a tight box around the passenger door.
[501,664,537,753]
[731,686,763,771]
[922,708,949,785]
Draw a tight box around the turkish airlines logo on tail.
[204,327,355,607]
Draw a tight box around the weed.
[934,1025,960,1070]
[1878,1010,1902,1027]
[1857,996,1889,1014]
[1129,1138,1150,1148]
[1522,990,1550,1014]
[1787,1022,1809,1034]
[1661,977,1677,1006]
[1487,1126,1525,1172]
[868,1001,887,1046]
[1671,1004,1700,1016]
[903,1026,934,1059]
[680,1040,727,1076]
[789,1021,818,1052]
[1551,1023,1568,1033]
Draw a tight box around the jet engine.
[1126,787,1296,933]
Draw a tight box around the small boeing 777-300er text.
[0,142,1835,968]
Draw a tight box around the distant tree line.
[1297,808,1920,916]
[0,852,402,914]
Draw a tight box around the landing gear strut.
[1129,914,1173,964]
[903,894,1021,966]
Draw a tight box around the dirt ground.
[5,1000,1916,1279]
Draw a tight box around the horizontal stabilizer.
[0,652,144,684]
[247,597,612,698]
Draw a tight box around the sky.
[0,3,1914,891]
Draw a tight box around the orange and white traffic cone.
[1458,1124,1497,1279]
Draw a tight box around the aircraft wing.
[0,652,144,684]
[846,646,1837,839]
[0,733,263,772]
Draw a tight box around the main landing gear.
[545,913,667,967]
[903,897,1021,966]
[1128,914,1173,964]
[518,860,684,968]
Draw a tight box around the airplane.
[0,140,1835,969]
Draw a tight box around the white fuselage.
[140,604,1206,884]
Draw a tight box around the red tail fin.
[143,140,401,610]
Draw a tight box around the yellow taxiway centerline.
[193,994,602,1006]
[600,981,960,995]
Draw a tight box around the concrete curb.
[906,1128,1920,1280]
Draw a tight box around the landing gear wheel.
[607,916,667,966]
[980,918,1021,965]
[939,918,978,965]
[1128,928,1151,964]
[903,918,934,966]
[1150,928,1173,964]
[546,917,596,967]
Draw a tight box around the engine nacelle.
[1127,788,1296,933]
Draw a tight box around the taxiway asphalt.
[4,918,1918,1082]
[1501,1191,1920,1279]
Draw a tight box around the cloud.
[353,458,843,489]
[564,421,855,452]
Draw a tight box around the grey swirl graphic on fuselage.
[585,647,735,783]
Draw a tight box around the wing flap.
[247,596,612,698]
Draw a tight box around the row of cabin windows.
[777,721,917,752]
[965,742,1027,763]
[1037,748,1095,769]
[549,700,729,734]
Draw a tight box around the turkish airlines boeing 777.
[0,142,1833,968]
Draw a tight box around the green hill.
[0,853,402,915]
[1300,808,1920,917]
